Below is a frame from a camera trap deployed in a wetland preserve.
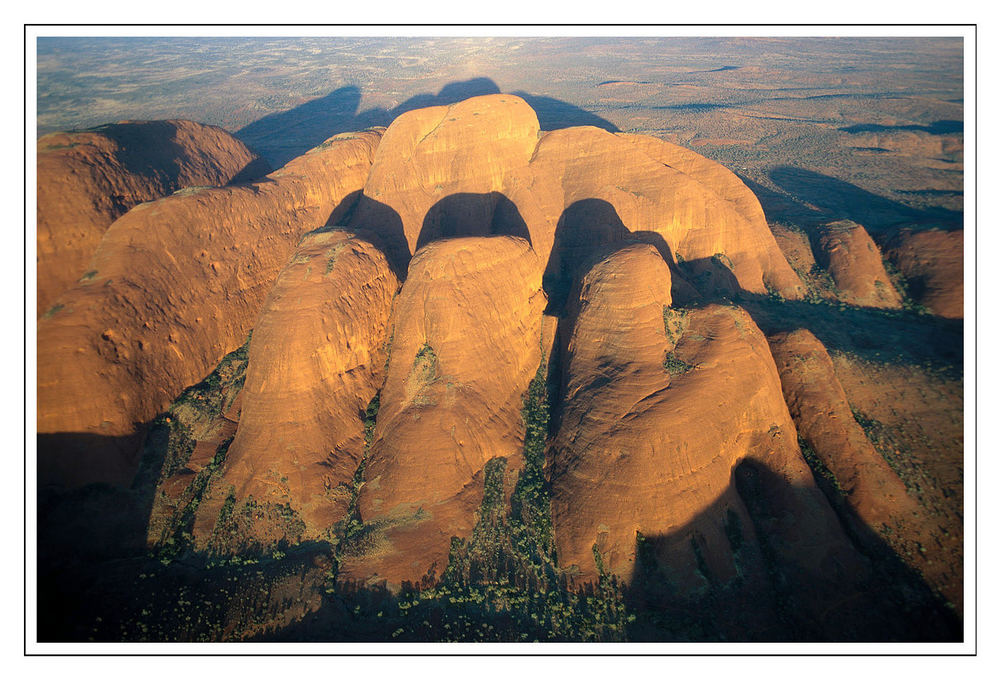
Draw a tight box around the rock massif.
[817,220,902,309]
[36,120,268,316]
[548,245,868,634]
[37,130,381,488]
[211,229,399,542]
[342,236,544,585]
[37,93,959,642]
[883,228,964,318]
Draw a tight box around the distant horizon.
[36,36,962,138]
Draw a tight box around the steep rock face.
[882,228,963,318]
[550,248,867,632]
[768,329,921,536]
[36,120,269,316]
[350,95,540,268]
[194,230,400,545]
[621,133,803,298]
[507,126,803,305]
[37,131,382,488]
[340,236,544,586]
[817,220,902,308]
[346,94,799,307]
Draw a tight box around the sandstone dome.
[36,94,955,642]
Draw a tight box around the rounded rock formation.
[817,220,902,308]
[200,229,399,545]
[550,246,869,635]
[36,120,269,316]
[340,236,545,586]
[882,228,963,318]
[37,130,381,488]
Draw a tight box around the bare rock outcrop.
[882,228,963,318]
[349,95,541,268]
[37,131,381,488]
[36,120,269,316]
[550,246,867,633]
[193,229,399,546]
[817,220,902,308]
[507,126,804,305]
[346,94,801,306]
[621,133,804,298]
[339,236,545,586]
[768,330,920,532]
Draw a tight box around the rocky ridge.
[36,94,962,642]
[36,120,269,316]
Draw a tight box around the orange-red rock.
[198,229,398,544]
[882,228,963,318]
[817,220,902,308]
[340,236,544,586]
[37,131,381,488]
[768,329,921,534]
[351,95,540,267]
[550,246,866,629]
[36,120,268,316]
[507,125,804,303]
[350,94,801,305]
[622,133,803,298]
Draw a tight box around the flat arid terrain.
[34,36,965,644]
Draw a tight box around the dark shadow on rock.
[543,199,631,315]
[627,458,959,642]
[94,121,192,185]
[768,166,962,232]
[338,194,411,281]
[543,199,710,431]
[543,198,705,317]
[236,78,620,168]
[676,255,742,300]
[415,192,531,252]
[226,156,273,185]
[88,120,272,188]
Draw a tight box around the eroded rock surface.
[192,230,399,548]
[769,329,919,532]
[340,236,544,586]
[882,228,963,318]
[37,120,268,316]
[549,245,869,636]
[37,131,381,488]
[817,220,902,308]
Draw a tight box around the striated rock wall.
[882,228,964,318]
[200,230,399,544]
[817,220,902,309]
[549,245,869,633]
[36,120,269,316]
[37,131,382,488]
[339,236,545,586]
